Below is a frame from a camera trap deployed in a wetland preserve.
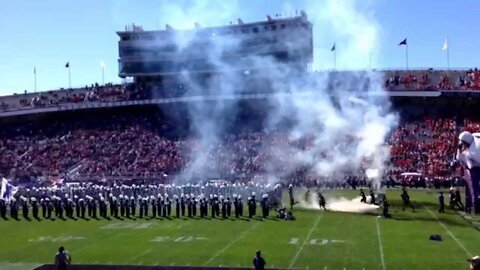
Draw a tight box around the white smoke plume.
[303,0,379,70]
[327,197,380,213]
[142,0,398,186]
[298,193,380,214]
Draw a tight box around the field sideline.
[0,190,479,270]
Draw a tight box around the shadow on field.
[386,199,447,213]
[366,200,473,228]
[388,214,470,227]
[34,264,285,270]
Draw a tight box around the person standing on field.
[54,246,71,270]
[438,192,445,213]
[253,250,266,270]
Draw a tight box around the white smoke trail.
[137,0,398,186]
[298,193,380,214]
[266,0,396,187]
[305,0,379,70]
[327,197,380,213]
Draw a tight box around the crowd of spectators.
[0,83,143,112]
[388,117,458,178]
[384,68,480,91]
[1,111,478,184]
[2,69,480,113]
[0,119,318,182]
[1,68,480,184]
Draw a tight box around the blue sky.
[0,0,479,95]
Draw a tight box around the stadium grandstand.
[1,7,480,270]
[1,68,480,113]
[2,90,480,184]
[0,13,480,197]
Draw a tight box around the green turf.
[1,189,479,270]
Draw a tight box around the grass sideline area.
[0,189,479,270]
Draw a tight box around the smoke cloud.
[145,0,398,186]
[298,193,380,214]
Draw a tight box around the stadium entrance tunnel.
[34,265,286,270]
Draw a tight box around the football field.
[1,190,479,270]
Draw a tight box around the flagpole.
[334,49,337,70]
[369,50,372,70]
[34,67,37,93]
[405,44,409,70]
[102,65,105,85]
[446,38,450,70]
[446,47,450,70]
[68,66,71,88]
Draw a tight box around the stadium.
[1,2,480,270]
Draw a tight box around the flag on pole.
[398,38,409,70]
[331,43,336,51]
[65,62,70,68]
[100,60,106,69]
[443,37,450,69]
[0,178,18,202]
[442,38,448,51]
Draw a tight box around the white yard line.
[126,248,153,264]
[375,217,386,270]
[74,225,139,263]
[425,207,472,257]
[288,214,323,270]
[0,262,44,270]
[69,242,91,255]
[204,222,259,265]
